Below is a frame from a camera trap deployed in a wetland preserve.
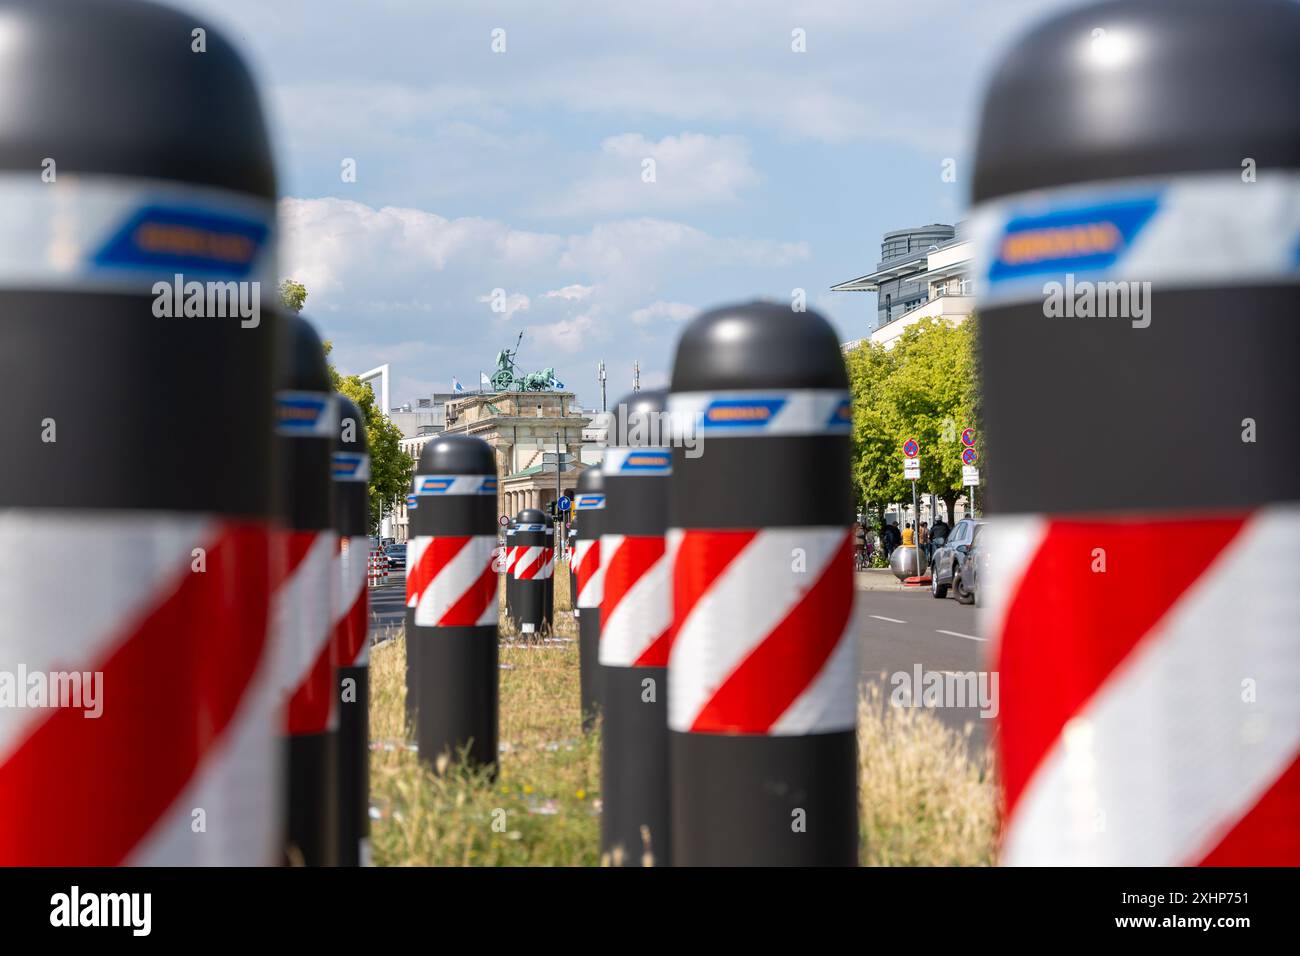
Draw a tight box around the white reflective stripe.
[276,391,337,438]
[128,646,282,864]
[601,447,672,476]
[332,452,371,482]
[574,493,605,510]
[1001,506,1300,865]
[335,535,369,621]
[977,516,1048,661]
[414,536,496,627]
[578,549,605,609]
[970,169,1300,308]
[0,511,214,765]
[0,172,277,291]
[669,389,851,438]
[668,527,850,733]
[272,532,338,703]
[513,546,552,580]
[598,535,670,667]
[412,474,497,496]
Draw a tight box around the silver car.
[930,518,984,604]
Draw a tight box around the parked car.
[930,518,984,604]
[384,543,407,571]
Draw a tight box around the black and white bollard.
[331,395,371,867]
[0,0,282,864]
[275,314,340,867]
[668,302,858,866]
[511,509,552,637]
[572,467,606,731]
[971,0,1300,864]
[407,437,500,770]
[600,389,674,866]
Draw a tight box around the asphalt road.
[368,568,995,752]
[368,569,407,640]
[852,584,995,754]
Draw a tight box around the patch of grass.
[369,607,999,866]
[369,631,600,866]
[857,682,1000,866]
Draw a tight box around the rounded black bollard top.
[0,0,276,196]
[417,434,496,476]
[516,508,547,525]
[279,314,332,393]
[334,395,369,455]
[576,466,603,493]
[971,0,1300,204]
[670,301,847,392]
[608,388,668,447]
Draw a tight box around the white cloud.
[543,284,595,301]
[535,133,760,217]
[630,301,698,326]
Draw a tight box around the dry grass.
[857,682,1000,866]
[369,589,999,866]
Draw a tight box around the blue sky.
[177,0,1083,408]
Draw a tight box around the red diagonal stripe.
[634,624,674,668]
[1196,752,1300,866]
[690,531,852,734]
[411,536,471,605]
[671,529,757,632]
[332,585,368,669]
[996,515,1248,823]
[438,557,499,626]
[0,523,272,865]
[601,536,664,628]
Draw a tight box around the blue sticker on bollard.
[276,391,336,437]
[94,204,270,279]
[332,452,371,481]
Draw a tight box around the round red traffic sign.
[499,514,510,527]
[961,428,976,447]
[962,446,978,465]
[903,438,920,458]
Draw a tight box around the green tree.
[278,274,410,534]
[323,340,412,535]
[279,278,308,314]
[846,315,982,526]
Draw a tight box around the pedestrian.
[852,520,867,570]
[882,520,900,558]
[931,515,950,546]
[902,522,915,548]
[919,521,930,560]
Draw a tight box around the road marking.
[936,629,986,642]
[869,614,907,624]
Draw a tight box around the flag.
[549,376,565,390]
[452,377,465,393]
[480,371,491,390]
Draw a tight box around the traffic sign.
[541,461,575,473]
[542,452,574,464]
[557,495,571,513]
[961,428,976,448]
[962,446,978,466]
[903,438,920,458]
[963,465,980,486]
[499,514,510,527]
[904,457,920,480]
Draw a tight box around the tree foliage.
[846,316,981,522]
[279,280,410,533]
[279,278,308,314]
